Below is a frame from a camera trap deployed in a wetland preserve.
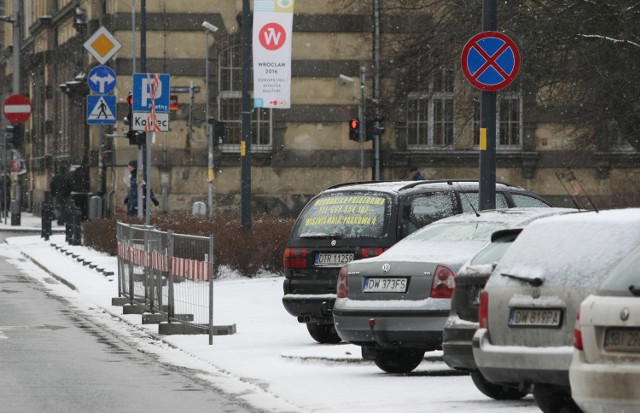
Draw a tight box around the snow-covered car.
[282,180,552,343]
[570,243,640,412]
[332,208,564,374]
[473,209,640,413]
[442,209,577,400]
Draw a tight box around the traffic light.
[124,93,145,146]
[349,119,384,142]
[348,118,360,141]
[5,124,21,148]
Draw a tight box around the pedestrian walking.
[124,160,159,217]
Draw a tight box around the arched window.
[217,45,272,152]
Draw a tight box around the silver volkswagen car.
[333,208,572,374]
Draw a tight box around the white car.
[570,244,640,412]
[472,209,640,413]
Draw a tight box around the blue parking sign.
[132,73,171,112]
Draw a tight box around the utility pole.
[11,0,21,222]
[203,21,218,217]
[479,0,497,211]
[241,0,252,231]
[358,66,366,181]
[141,0,150,225]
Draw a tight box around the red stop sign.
[3,94,31,124]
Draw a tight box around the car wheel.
[470,371,528,400]
[306,323,342,344]
[533,384,581,413]
[374,349,425,373]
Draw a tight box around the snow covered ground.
[0,214,540,412]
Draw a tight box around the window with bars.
[217,45,272,152]
[607,120,634,152]
[473,92,523,150]
[407,68,455,149]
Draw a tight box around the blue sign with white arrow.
[132,73,171,112]
[87,65,117,95]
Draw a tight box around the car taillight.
[430,265,456,299]
[573,308,583,350]
[479,291,489,330]
[358,247,386,259]
[283,248,308,269]
[336,266,349,298]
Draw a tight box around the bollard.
[65,205,73,243]
[192,201,207,216]
[71,206,82,246]
[41,201,53,240]
[89,195,103,220]
[10,200,20,226]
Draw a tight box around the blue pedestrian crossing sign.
[132,73,171,112]
[86,95,117,125]
[88,65,117,95]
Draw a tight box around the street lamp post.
[202,21,218,217]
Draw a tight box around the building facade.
[0,0,638,219]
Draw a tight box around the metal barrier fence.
[116,221,217,344]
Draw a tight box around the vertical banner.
[252,0,294,109]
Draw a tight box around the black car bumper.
[442,322,478,371]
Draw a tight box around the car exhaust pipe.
[297,315,313,323]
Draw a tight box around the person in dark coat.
[50,171,71,221]
[124,160,159,217]
[409,166,425,180]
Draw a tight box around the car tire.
[470,371,528,400]
[374,349,425,373]
[306,323,342,344]
[533,384,581,413]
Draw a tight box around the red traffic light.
[348,118,360,141]
[127,93,133,105]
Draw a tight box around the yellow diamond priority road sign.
[83,26,122,65]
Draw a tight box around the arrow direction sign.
[88,65,117,95]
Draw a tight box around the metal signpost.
[132,72,170,224]
[461,4,520,211]
[3,94,31,226]
[85,27,121,215]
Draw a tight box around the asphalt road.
[0,241,255,413]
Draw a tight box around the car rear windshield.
[293,192,390,239]
[470,232,519,266]
[410,221,508,243]
[492,218,640,287]
[598,245,640,296]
